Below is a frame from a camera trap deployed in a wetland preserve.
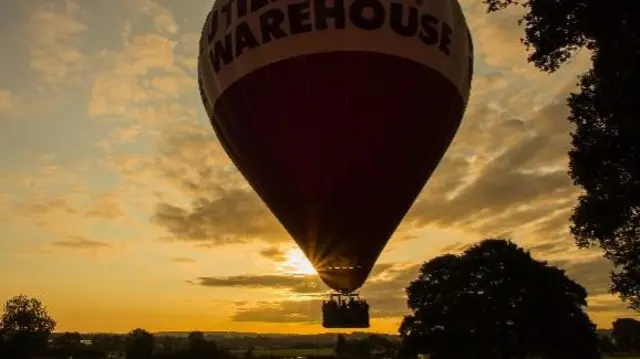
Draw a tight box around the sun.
[279,247,317,275]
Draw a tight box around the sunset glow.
[279,247,318,275]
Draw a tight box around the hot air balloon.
[198,0,474,328]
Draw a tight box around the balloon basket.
[321,293,370,329]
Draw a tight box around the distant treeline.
[36,330,399,359]
[45,330,398,352]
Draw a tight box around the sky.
[0,0,638,335]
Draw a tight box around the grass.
[227,349,640,359]
[229,348,336,357]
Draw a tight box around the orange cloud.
[259,247,288,262]
[51,235,114,250]
[0,90,18,113]
[85,192,126,220]
[26,0,86,82]
[190,274,326,295]
[171,256,197,263]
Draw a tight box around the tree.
[186,331,218,359]
[53,331,84,357]
[125,328,155,359]
[399,238,601,359]
[482,0,640,310]
[0,294,56,359]
[612,318,640,353]
[597,335,616,355]
[91,333,124,352]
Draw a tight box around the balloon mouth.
[319,266,363,271]
[316,266,369,294]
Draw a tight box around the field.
[226,348,640,359]
[229,348,336,357]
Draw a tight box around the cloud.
[551,256,615,297]
[88,33,182,118]
[51,235,114,250]
[189,262,418,323]
[85,192,126,220]
[151,124,289,245]
[438,241,476,255]
[212,255,626,324]
[232,300,321,323]
[140,0,179,35]
[25,0,86,82]
[400,94,581,242]
[361,264,422,299]
[466,3,530,71]
[525,236,576,257]
[369,263,396,279]
[171,256,197,263]
[588,295,640,316]
[11,187,131,225]
[175,33,200,70]
[190,261,406,293]
[0,90,18,113]
[150,75,194,96]
[15,196,78,216]
[260,247,287,262]
[152,190,284,245]
[190,274,326,295]
[232,296,409,323]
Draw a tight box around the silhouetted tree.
[53,331,84,358]
[91,333,124,352]
[612,318,640,353]
[597,335,616,355]
[399,238,600,359]
[0,294,56,359]
[156,334,182,353]
[125,328,155,359]
[186,331,218,359]
[483,0,640,311]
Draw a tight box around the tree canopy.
[0,294,56,359]
[482,0,640,310]
[126,328,155,359]
[186,331,219,359]
[612,318,640,353]
[399,238,600,359]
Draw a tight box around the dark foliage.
[482,0,640,310]
[399,238,601,359]
[126,328,155,359]
[0,294,56,359]
[612,318,640,353]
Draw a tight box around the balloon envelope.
[198,0,473,293]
